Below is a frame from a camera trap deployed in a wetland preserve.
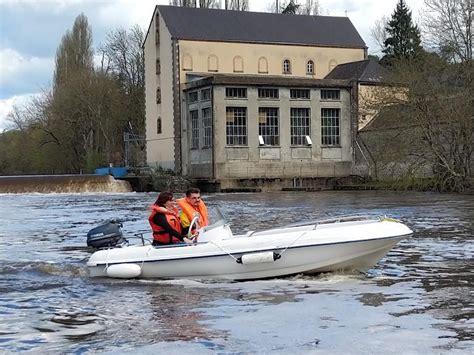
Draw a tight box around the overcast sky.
[0,0,424,131]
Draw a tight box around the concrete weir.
[0,175,132,193]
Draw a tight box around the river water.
[0,191,472,354]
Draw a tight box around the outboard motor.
[87,221,128,249]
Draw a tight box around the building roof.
[324,59,387,82]
[156,5,366,49]
[184,73,352,90]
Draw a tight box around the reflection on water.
[148,286,220,342]
[0,191,472,353]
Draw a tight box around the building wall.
[184,87,213,177]
[144,10,176,170]
[357,84,408,131]
[358,84,379,130]
[178,40,365,82]
[184,85,352,188]
[145,9,365,178]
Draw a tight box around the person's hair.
[185,187,200,197]
[155,191,174,207]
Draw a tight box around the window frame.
[306,60,314,74]
[157,117,162,134]
[321,108,341,146]
[200,88,211,102]
[320,89,341,101]
[258,88,279,100]
[258,107,280,146]
[188,91,198,103]
[283,59,291,74]
[290,107,311,146]
[190,110,199,149]
[202,107,212,148]
[290,88,311,100]
[226,107,248,146]
[225,87,247,99]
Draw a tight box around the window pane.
[321,108,340,145]
[202,107,212,148]
[200,88,211,101]
[321,89,340,100]
[188,91,198,103]
[258,108,279,146]
[258,88,279,99]
[190,110,199,149]
[226,107,247,145]
[290,108,310,145]
[290,89,310,100]
[225,87,247,98]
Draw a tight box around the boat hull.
[88,236,403,280]
[87,218,410,280]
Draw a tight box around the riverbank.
[335,177,474,194]
[0,172,471,194]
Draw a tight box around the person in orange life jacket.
[148,191,192,246]
[176,187,209,236]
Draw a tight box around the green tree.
[1,14,148,175]
[282,0,300,14]
[381,0,423,65]
[368,54,381,63]
[53,13,94,89]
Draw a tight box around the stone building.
[144,5,368,190]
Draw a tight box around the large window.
[290,108,310,145]
[225,87,247,99]
[226,107,247,145]
[202,107,212,148]
[258,108,279,146]
[190,110,199,149]
[258,88,279,99]
[321,89,340,100]
[321,108,340,145]
[290,89,310,100]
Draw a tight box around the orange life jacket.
[176,197,209,227]
[148,205,183,244]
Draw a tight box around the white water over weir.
[0,175,132,193]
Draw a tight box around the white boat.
[86,214,412,281]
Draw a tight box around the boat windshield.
[201,207,227,232]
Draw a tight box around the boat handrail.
[281,214,379,229]
[245,215,379,237]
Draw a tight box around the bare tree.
[360,56,473,192]
[370,16,389,54]
[226,0,248,10]
[421,0,473,63]
[100,26,144,93]
[198,0,220,7]
[298,0,321,15]
[169,0,197,6]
